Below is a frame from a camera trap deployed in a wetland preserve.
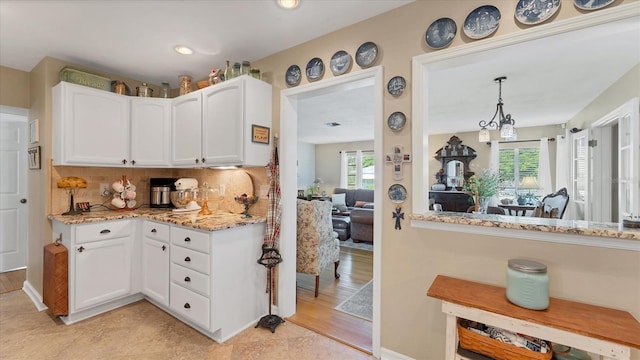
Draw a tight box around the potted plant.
[464,170,499,213]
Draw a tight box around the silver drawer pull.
[184,276,191,282]
[184,303,190,309]
[100,229,111,234]
[184,257,191,262]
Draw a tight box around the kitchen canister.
[136,82,153,97]
[506,258,549,310]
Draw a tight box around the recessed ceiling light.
[326,122,341,127]
[174,45,194,55]
[277,0,299,9]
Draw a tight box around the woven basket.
[457,320,552,360]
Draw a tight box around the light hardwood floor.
[288,246,374,354]
[0,268,25,294]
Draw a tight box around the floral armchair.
[296,199,340,297]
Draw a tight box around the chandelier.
[478,76,516,142]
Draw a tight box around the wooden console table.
[427,275,640,360]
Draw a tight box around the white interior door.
[0,112,28,272]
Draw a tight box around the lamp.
[313,178,323,195]
[478,76,516,141]
[57,176,88,215]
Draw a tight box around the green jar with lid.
[506,258,549,310]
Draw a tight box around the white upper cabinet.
[53,82,130,166]
[171,92,203,166]
[172,75,272,168]
[130,98,171,167]
[53,82,171,167]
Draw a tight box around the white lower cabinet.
[141,221,170,306]
[53,219,139,324]
[74,237,132,311]
[51,217,266,343]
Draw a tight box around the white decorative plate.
[387,76,406,97]
[515,0,561,25]
[388,184,407,204]
[573,0,615,10]
[425,17,457,49]
[330,50,352,76]
[306,57,324,82]
[387,111,407,131]
[463,5,501,40]
[355,41,378,68]
[285,65,301,87]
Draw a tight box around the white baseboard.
[380,347,415,360]
[22,280,48,312]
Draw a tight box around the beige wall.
[252,1,640,359]
[315,140,373,192]
[0,66,29,108]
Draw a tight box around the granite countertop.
[48,208,266,232]
[410,211,640,241]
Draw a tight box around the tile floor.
[0,290,373,360]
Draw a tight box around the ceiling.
[2,1,637,145]
[0,0,412,85]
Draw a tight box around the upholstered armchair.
[296,199,340,297]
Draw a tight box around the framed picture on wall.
[28,146,41,169]
[29,119,39,144]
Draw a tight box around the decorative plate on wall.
[355,41,379,68]
[330,50,352,76]
[573,0,615,10]
[425,17,457,49]
[515,0,561,25]
[387,111,407,131]
[285,65,301,87]
[388,184,407,204]
[387,76,406,97]
[305,57,325,82]
[463,5,501,40]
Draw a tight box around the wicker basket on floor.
[457,320,552,360]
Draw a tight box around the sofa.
[331,188,374,243]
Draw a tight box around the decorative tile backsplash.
[50,166,269,216]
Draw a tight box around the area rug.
[335,280,373,321]
[339,238,373,252]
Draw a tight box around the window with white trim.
[344,150,375,190]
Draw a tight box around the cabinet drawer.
[170,283,209,329]
[76,220,132,244]
[171,227,210,253]
[142,221,170,243]
[171,245,210,275]
[171,263,210,296]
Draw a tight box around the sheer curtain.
[489,140,499,206]
[538,137,552,197]
[339,150,348,188]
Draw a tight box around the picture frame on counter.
[28,146,41,169]
[251,124,270,144]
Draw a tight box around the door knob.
[20,199,27,204]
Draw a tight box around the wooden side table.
[427,275,640,360]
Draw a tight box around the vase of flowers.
[464,170,499,213]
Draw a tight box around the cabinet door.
[142,237,169,306]
[73,237,132,311]
[171,92,203,166]
[53,82,130,166]
[131,98,171,167]
[202,80,243,165]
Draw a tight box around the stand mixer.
[170,178,201,212]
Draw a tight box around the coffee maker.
[150,178,177,208]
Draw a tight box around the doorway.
[0,108,29,274]
[278,67,383,357]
